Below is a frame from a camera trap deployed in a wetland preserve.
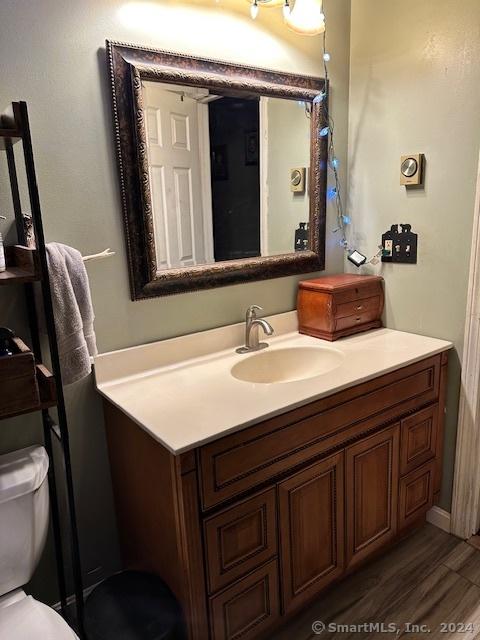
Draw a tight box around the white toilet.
[0,445,79,639]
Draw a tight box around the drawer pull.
[356,317,362,322]
[356,305,364,311]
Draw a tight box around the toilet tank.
[0,446,50,597]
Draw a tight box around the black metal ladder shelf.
[0,101,85,639]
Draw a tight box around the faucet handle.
[246,304,263,320]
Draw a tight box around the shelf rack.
[0,102,85,638]
[0,245,39,283]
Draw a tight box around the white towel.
[46,243,97,385]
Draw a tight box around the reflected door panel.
[143,82,212,270]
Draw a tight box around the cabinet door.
[278,451,344,614]
[346,425,400,567]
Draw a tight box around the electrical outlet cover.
[381,224,417,264]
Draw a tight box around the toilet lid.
[0,595,78,639]
[0,445,49,504]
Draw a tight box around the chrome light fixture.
[285,0,325,35]
[246,0,325,36]
[247,0,290,20]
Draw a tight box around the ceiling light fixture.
[247,0,285,19]
[246,0,324,35]
[285,0,325,35]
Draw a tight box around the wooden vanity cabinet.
[104,351,448,640]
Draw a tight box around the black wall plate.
[381,224,417,264]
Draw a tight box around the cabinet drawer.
[399,460,435,530]
[400,405,437,475]
[209,560,280,640]
[335,295,381,319]
[199,356,440,509]
[204,489,277,593]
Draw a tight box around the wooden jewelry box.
[297,274,384,341]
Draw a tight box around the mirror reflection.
[142,81,312,271]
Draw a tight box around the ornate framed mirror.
[107,41,327,299]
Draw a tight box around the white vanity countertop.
[94,312,452,455]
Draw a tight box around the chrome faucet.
[236,305,274,354]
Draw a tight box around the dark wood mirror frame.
[107,40,327,299]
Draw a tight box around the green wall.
[4,0,475,605]
[0,0,350,602]
[347,0,480,509]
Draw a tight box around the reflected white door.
[143,82,213,270]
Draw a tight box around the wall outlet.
[381,224,418,264]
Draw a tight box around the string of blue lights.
[318,5,382,267]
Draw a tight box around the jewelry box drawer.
[333,283,383,305]
[334,308,380,332]
[334,295,382,319]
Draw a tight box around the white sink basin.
[231,346,345,384]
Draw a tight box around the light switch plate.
[381,224,418,264]
[400,153,424,186]
[290,167,306,193]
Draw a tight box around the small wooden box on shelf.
[0,245,39,285]
[297,274,384,341]
[0,336,56,420]
[0,336,39,418]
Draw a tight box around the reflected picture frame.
[212,145,229,181]
[244,130,259,166]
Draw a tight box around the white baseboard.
[426,506,451,534]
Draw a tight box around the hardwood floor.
[467,534,480,552]
[270,524,480,640]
